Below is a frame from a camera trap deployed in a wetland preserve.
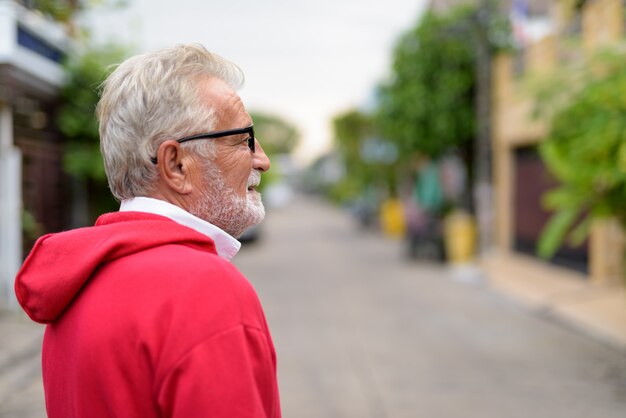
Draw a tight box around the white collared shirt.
[119,197,241,261]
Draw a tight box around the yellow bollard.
[443,210,476,263]
[380,199,406,238]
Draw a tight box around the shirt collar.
[119,197,241,261]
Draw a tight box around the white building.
[0,0,71,309]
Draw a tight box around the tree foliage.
[375,6,478,160]
[331,109,374,201]
[333,109,374,175]
[249,111,300,156]
[329,3,510,204]
[536,48,626,258]
[57,43,129,181]
[247,111,300,192]
[331,108,400,202]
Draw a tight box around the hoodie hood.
[15,212,216,324]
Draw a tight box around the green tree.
[331,109,375,202]
[374,2,510,215]
[250,111,300,156]
[536,48,626,260]
[375,6,478,161]
[333,109,373,177]
[249,111,300,191]
[331,108,399,203]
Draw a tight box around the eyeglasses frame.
[150,125,255,164]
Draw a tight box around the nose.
[252,140,271,172]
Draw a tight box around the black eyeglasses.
[150,125,255,164]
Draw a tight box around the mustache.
[247,170,262,188]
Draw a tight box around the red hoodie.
[15,211,281,418]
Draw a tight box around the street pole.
[473,0,494,256]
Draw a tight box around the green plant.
[537,48,626,259]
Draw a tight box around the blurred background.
[1,0,626,417]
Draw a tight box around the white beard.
[188,167,265,238]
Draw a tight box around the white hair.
[96,44,245,201]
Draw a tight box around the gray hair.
[96,44,245,201]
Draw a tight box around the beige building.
[490,0,625,286]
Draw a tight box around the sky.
[81,0,430,165]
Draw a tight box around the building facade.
[0,0,72,308]
[491,0,625,284]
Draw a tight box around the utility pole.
[473,0,494,256]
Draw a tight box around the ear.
[155,140,193,194]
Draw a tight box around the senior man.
[15,44,280,418]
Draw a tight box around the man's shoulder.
[109,242,259,309]
[84,242,264,344]
[108,241,243,289]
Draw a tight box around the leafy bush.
[537,48,626,258]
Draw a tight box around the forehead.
[196,77,250,128]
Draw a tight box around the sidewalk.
[0,310,45,417]
[479,252,626,352]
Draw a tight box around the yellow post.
[443,210,476,264]
[380,198,406,238]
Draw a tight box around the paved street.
[235,195,626,418]
[2,195,626,417]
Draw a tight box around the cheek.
[221,155,252,189]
